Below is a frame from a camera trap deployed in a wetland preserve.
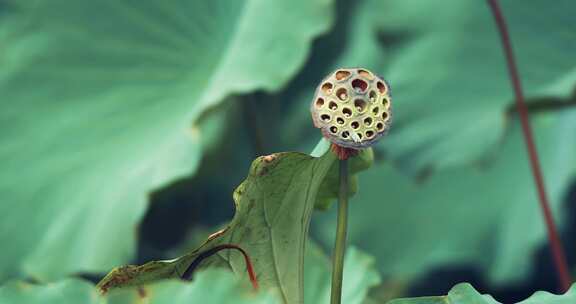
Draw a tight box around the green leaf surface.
[3,276,574,304]
[106,269,279,304]
[97,145,373,304]
[387,283,576,304]
[379,0,576,173]
[0,0,334,281]
[282,0,576,173]
[313,109,576,283]
[0,269,279,304]
[304,243,381,304]
[0,279,101,304]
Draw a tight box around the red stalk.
[486,0,572,291]
[182,244,259,291]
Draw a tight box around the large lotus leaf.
[0,0,334,281]
[97,143,373,304]
[281,0,576,174]
[0,279,101,304]
[313,109,576,284]
[388,283,576,304]
[0,269,278,304]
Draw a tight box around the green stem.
[330,159,349,304]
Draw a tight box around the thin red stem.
[486,0,572,292]
[182,244,259,291]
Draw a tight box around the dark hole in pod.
[364,117,373,126]
[342,107,352,117]
[354,99,367,112]
[336,88,348,101]
[351,79,368,93]
[321,82,333,94]
[377,81,387,94]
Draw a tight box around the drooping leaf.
[313,109,576,284]
[281,0,576,173]
[0,0,334,281]
[387,282,576,304]
[97,142,373,304]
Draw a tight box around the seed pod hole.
[354,99,367,112]
[351,79,368,93]
[377,81,387,94]
[382,97,389,107]
[342,131,350,138]
[364,117,373,126]
[376,122,384,131]
[335,70,351,81]
[342,107,352,117]
[358,69,374,80]
[329,126,338,134]
[382,112,389,120]
[336,88,348,101]
[351,121,359,129]
[315,98,325,108]
[321,114,331,122]
[321,82,334,94]
[336,117,345,125]
[369,91,377,102]
[366,130,375,138]
[329,101,338,110]
[372,106,379,115]
[356,132,363,140]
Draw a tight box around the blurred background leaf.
[106,269,280,304]
[304,243,380,304]
[0,278,101,304]
[0,0,334,281]
[0,269,279,304]
[313,109,576,285]
[279,0,576,174]
[387,282,576,304]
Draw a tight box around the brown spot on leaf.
[137,287,148,299]
[258,154,281,176]
[98,266,139,294]
[263,154,277,163]
[207,228,227,241]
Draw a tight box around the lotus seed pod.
[310,68,392,149]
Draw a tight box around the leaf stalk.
[330,158,349,304]
[487,0,572,291]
